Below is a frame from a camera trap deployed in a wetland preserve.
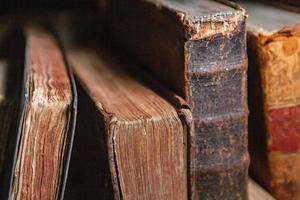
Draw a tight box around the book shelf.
[248,178,275,200]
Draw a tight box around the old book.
[242,1,300,199]
[110,0,249,199]
[64,47,190,200]
[5,27,77,200]
[248,178,274,200]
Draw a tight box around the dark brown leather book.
[6,27,77,200]
[110,0,249,199]
[64,47,191,200]
[241,1,300,199]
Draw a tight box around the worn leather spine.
[110,0,249,199]
[248,24,300,200]
[186,17,249,200]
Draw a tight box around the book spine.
[256,25,300,200]
[186,19,249,200]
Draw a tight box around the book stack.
[0,0,298,200]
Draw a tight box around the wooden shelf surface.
[249,178,275,200]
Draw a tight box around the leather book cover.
[109,0,249,199]
[242,1,300,199]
